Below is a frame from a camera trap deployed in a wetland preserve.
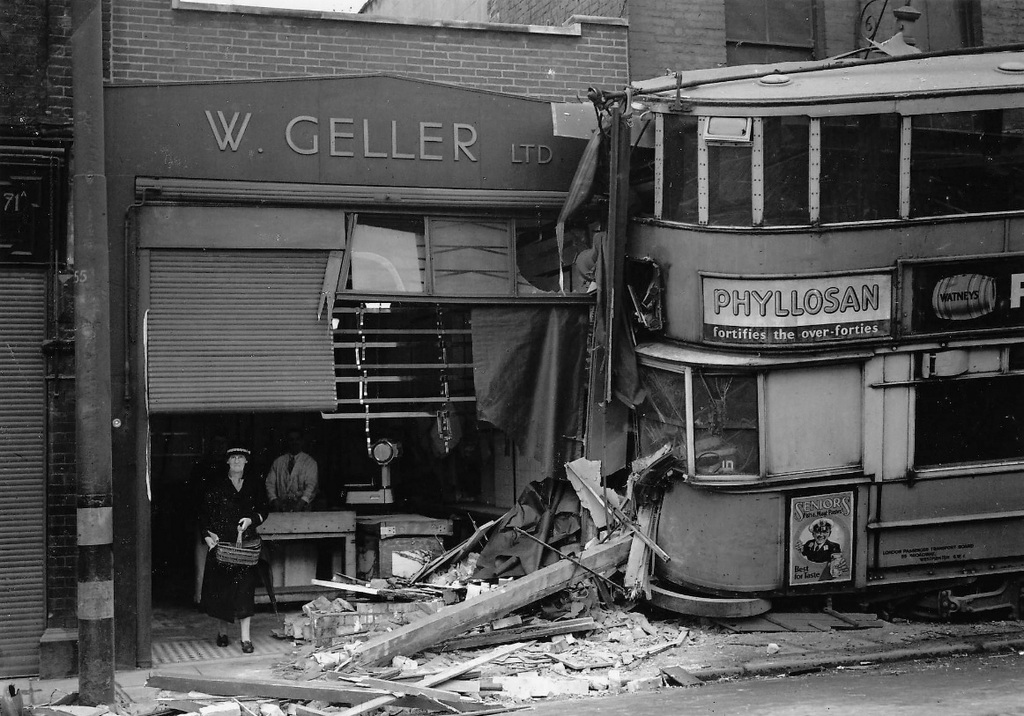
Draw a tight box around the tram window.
[662,114,699,222]
[636,367,688,462]
[763,116,810,225]
[911,109,1024,217]
[708,142,753,226]
[915,375,1024,466]
[693,371,759,476]
[820,115,900,223]
[1010,345,1024,372]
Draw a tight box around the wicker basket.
[214,535,262,566]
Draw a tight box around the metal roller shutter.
[146,251,336,413]
[0,270,46,677]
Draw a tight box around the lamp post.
[71,0,116,705]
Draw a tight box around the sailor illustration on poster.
[790,491,853,585]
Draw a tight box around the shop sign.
[0,162,50,263]
[105,75,583,192]
[789,491,853,586]
[702,272,892,346]
[908,255,1024,335]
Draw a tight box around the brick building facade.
[40,0,627,677]
[8,0,1024,680]
[1,0,76,678]
[484,0,1024,83]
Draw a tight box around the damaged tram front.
[613,49,1024,618]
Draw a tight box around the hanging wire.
[435,305,453,454]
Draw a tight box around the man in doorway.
[265,428,318,512]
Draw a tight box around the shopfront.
[105,74,597,661]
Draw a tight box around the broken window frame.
[338,212,583,300]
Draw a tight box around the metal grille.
[330,302,475,420]
[146,251,337,413]
[0,270,46,677]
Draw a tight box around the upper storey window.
[911,109,1024,216]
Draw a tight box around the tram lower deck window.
[693,371,759,476]
[915,375,1024,466]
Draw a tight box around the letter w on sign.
[205,110,252,151]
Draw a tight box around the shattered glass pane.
[636,367,688,462]
[693,371,759,476]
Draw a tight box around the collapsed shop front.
[105,75,599,666]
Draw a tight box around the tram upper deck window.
[911,109,1024,217]
[662,114,699,223]
[693,371,759,476]
[763,116,809,226]
[820,114,900,223]
[706,118,753,225]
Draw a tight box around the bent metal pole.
[71,0,116,704]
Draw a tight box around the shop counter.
[257,510,356,603]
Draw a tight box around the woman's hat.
[226,447,250,458]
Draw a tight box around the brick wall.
[1,0,73,127]
[981,0,1024,46]
[628,0,725,79]
[486,0,622,26]
[820,0,860,59]
[1,0,78,641]
[107,1,628,102]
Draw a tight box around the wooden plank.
[440,618,596,651]
[713,616,789,633]
[310,578,380,596]
[348,677,464,703]
[350,533,631,667]
[145,674,434,710]
[260,511,356,537]
[546,653,615,671]
[338,643,526,716]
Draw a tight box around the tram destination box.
[356,514,453,580]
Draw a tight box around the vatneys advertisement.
[703,271,893,346]
[789,491,853,586]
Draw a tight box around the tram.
[604,46,1024,618]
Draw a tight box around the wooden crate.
[356,514,452,580]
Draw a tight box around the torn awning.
[471,305,590,475]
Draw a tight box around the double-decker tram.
[614,47,1024,618]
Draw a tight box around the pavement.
[8,613,1024,713]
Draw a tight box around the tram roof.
[634,49,1024,109]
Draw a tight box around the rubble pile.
[136,464,704,715]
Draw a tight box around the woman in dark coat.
[200,446,267,653]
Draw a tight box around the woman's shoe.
[240,640,254,654]
[216,633,229,647]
